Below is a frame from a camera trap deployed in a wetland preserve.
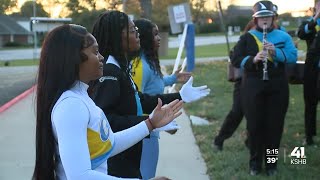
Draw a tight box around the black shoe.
[244,138,249,149]
[303,136,314,145]
[212,137,223,151]
[307,136,314,145]
[249,169,260,176]
[266,168,278,176]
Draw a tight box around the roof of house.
[227,5,252,16]
[0,15,31,35]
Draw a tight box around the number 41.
[290,147,306,158]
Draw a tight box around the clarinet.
[262,23,269,81]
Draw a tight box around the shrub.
[4,42,24,47]
[196,23,221,34]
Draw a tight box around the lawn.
[0,43,235,67]
[182,61,319,179]
[0,59,39,67]
[0,34,306,67]
[160,43,236,60]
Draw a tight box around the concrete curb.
[0,85,36,114]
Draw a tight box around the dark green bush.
[226,16,252,31]
[4,42,24,47]
[196,23,221,34]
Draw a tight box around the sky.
[233,0,314,14]
[16,0,315,17]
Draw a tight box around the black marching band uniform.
[214,79,243,149]
[214,48,244,150]
[231,1,297,175]
[297,17,320,145]
[214,20,287,151]
[91,55,181,178]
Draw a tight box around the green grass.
[160,43,236,59]
[1,33,307,67]
[0,46,33,50]
[0,43,235,67]
[195,32,229,37]
[0,38,306,66]
[0,59,39,67]
[169,32,232,38]
[180,61,319,180]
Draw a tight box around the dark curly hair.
[92,10,129,70]
[134,18,163,77]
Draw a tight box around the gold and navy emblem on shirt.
[87,112,114,169]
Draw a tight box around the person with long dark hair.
[33,24,183,180]
[91,11,210,179]
[130,18,191,179]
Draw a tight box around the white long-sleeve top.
[51,81,149,180]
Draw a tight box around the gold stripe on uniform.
[87,128,112,159]
[131,57,143,90]
[250,33,274,62]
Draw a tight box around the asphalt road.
[0,66,38,106]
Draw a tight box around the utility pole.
[217,0,230,53]
[33,0,37,60]
[139,0,152,19]
[123,0,127,12]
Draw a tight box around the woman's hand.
[264,42,275,57]
[253,51,267,64]
[179,76,210,103]
[174,68,192,83]
[146,98,183,131]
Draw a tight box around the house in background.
[29,17,72,47]
[0,15,32,47]
[14,16,32,32]
[30,17,72,33]
[226,5,252,19]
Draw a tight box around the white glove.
[153,120,180,132]
[179,76,210,103]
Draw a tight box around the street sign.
[168,3,192,34]
[173,5,187,23]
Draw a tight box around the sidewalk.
[0,91,209,180]
[0,92,36,180]
[156,109,209,180]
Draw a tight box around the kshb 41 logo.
[290,147,306,165]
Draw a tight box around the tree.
[191,0,209,24]
[123,0,140,17]
[151,0,187,31]
[82,0,99,10]
[0,0,17,14]
[20,1,49,17]
[40,0,66,17]
[71,9,106,32]
[106,0,123,10]
[66,0,86,14]
[139,0,152,19]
